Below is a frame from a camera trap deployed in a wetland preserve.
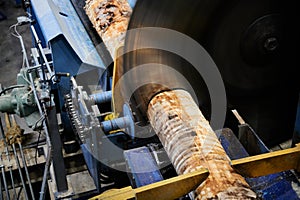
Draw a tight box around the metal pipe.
[11,114,35,199]
[8,114,29,199]
[12,143,29,200]
[18,143,35,200]
[18,30,30,70]
[30,25,54,77]
[0,156,10,200]
[39,145,51,200]
[8,163,18,199]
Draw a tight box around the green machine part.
[0,68,40,127]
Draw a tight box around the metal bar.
[47,108,68,192]
[12,143,29,200]
[18,143,35,200]
[135,169,209,200]
[0,156,10,200]
[89,169,209,200]
[5,114,28,199]
[10,115,34,199]
[39,145,51,200]
[30,25,54,77]
[232,144,300,177]
[18,29,30,70]
[8,163,17,199]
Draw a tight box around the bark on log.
[148,90,257,199]
[84,0,132,59]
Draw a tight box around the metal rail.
[0,155,10,200]
[30,25,54,77]
[18,142,35,200]
[12,143,29,200]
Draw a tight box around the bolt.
[264,37,279,51]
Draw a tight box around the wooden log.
[84,0,132,59]
[148,90,257,199]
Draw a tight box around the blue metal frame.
[218,128,300,200]
[124,147,163,188]
[30,0,107,136]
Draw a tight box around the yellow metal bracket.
[90,144,300,200]
[89,168,209,200]
[232,143,300,177]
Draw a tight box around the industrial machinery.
[0,0,300,199]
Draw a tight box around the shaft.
[147,90,256,199]
[18,143,35,200]
[12,143,29,200]
[0,156,10,200]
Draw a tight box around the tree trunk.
[148,90,256,199]
[84,0,132,59]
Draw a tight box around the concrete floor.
[0,0,31,87]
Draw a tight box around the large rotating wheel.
[123,0,299,145]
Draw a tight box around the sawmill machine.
[0,0,300,199]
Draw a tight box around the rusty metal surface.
[148,90,256,199]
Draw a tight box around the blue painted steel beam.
[124,147,163,188]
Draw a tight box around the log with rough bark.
[84,0,132,59]
[148,90,257,199]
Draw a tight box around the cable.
[0,85,25,96]
[32,114,46,130]
[35,130,42,164]
[8,23,19,38]
[9,22,30,70]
